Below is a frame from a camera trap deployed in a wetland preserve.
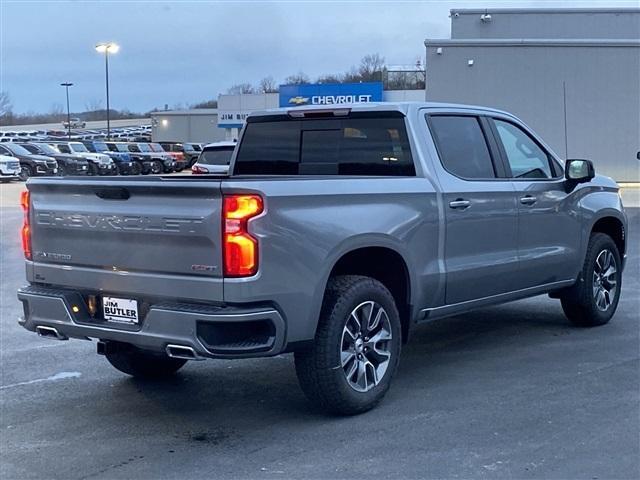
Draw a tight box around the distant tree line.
[223,53,425,95]
[0,53,425,125]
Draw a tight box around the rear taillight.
[191,165,206,174]
[223,194,263,277]
[20,190,31,260]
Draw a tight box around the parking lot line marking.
[0,371,81,390]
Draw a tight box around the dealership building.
[425,7,640,181]
[153,7,638,182]
[151,84,423,144]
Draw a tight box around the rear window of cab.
[235,113,415,176]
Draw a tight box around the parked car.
[50,141,116,175]
[104,142,149,174]
[18,143,90,176]
[159,142,199,168]
[0,154,20,182]
[191,141,236,174]
[0,142,57,180]
[62,117,86,129]
[159,142,202,167]
[150,143,186,171]
[127,143,174,173]
[82,140,141,175]
[16,102,627,415]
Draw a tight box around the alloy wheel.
[592,249,617,311]
[340,301,393,393]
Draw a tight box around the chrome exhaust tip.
[165,344,203,361]
[36,325,68,341]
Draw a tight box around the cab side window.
[493,120,553,179]
[429,115,496,179]
[57,144,71,154]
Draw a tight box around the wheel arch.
[590,214,626,261]
[322,243,414,343]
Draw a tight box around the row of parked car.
[0,124,152,143]
[0,140,209,181]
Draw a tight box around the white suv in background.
[0,154,21,182]
[191,141,236,175]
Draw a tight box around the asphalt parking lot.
[1,182,638,480]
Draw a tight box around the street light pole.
[60,82,73,139]
[95,42,119,140]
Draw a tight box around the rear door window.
[235,114,415,176]
[428,115,496,179]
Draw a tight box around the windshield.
[4,143,31,155]
[93,142,108,151]
[198,147,234,166]
[69,143,89,153]
[114,144,129,152]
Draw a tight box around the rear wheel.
[294,275,401,415]
[105,343,186,379]
[150,160,163,174]
[560,233,622,327]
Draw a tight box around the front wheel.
[560,233,622,327]
[294,275,401,415]
[105,343,186,379]
[19,165,33,181]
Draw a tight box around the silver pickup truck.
[17,102,627,415]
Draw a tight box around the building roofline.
[450,7,640,15]
[424,38,640,48]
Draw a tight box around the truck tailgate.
[27,178,224,302]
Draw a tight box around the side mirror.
[565,159,595,183]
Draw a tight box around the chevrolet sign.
[279,82,383,108]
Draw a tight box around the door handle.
[520,195,537,205]
[449,199,471,209]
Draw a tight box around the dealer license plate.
[102,297,139,324]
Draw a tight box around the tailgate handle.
[95,188,130,200]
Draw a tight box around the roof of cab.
[248,101,512,118]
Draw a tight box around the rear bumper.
[17,285,286,359]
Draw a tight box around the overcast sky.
[1,0,637,114]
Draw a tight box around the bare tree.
[283,72,310,85]
[227,83,255,94]
[358,53,386,82]
[258,76,278,93]
[0,91,12,117]
[85,98,103,112]
[342,66,362,84]
[316,73,342,84]
[49,103,64,116]
[191,99,218,109]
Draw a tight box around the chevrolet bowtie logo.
[288,96,310,105]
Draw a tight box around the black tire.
[56,164,66,176]
[105,343,187,379]
[560,233,622,327]
[19,164,33,181]
[132,161,143,175]
[294,275,402,415]
[150,160,163,174]
[88,162,99,176]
